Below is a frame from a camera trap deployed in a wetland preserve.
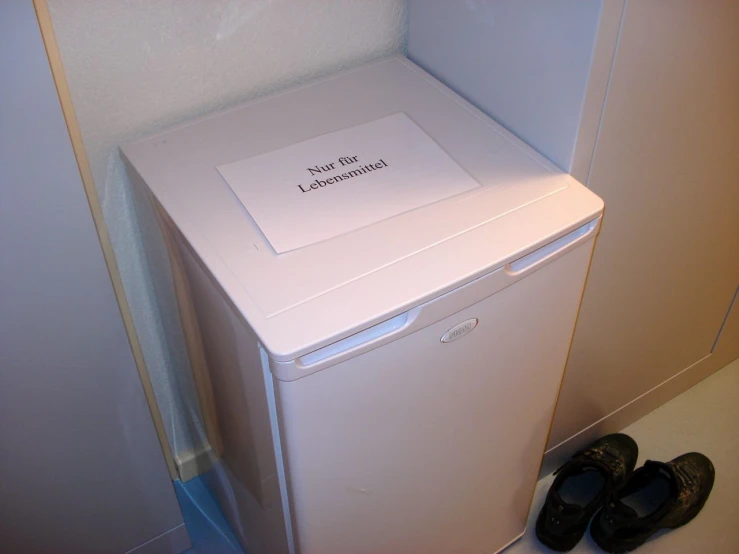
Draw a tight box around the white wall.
[47,0,408,464]
[408,0,604,174]
[0,1,185,552]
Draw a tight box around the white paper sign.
[217,112,480,253]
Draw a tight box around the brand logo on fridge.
[440,319,478,343]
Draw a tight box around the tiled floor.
[508,357,739,553]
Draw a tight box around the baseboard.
[177,445,216,482]
[540,352,728,477]
[125,524,190,554]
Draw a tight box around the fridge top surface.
[121,56,603,361]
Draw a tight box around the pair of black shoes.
[535,434,715,553]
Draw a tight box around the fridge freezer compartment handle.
[296,307,422,369]
[273,217,601,381]
[505,218,600,276]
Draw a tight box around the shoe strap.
[660,460,699,491]
[571,443,628,484]
[643,460,686,511]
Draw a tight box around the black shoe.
[535,433,639,551]
[591,453,715,553]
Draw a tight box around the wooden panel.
[544,287,738,475]
[549,0,739,449]
[32,0,177,477]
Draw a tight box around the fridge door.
[272,239,595,554]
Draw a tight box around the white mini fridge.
[122,56,604,554]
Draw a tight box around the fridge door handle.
[505,218,600,276]
[271,217,601,381]
[294,306,423,370]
